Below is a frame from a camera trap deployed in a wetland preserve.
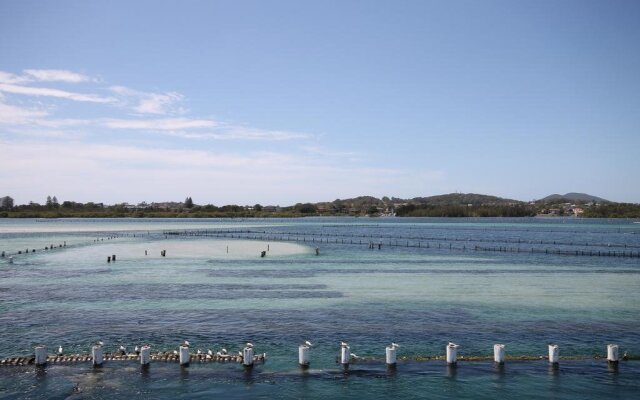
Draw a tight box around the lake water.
[1,217,639,399]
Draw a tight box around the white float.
[494,344,505,364]
[340,342,350,365]
[607,344,619,363]
[140,345,151,366]
[386,343,399,366]
[548,344,559,364]
[299,345,310,367]
[179,345,190,366]
[446,342,458,365]
[243,345,255,367]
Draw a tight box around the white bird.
[58,346,63,355]
[96,341,104,347]
[207,349,213,356]
[173,350,178,355]
[221,348,228,354]
[134,346,140,355]
[238,351,243,356]
[183,340,190,347]
[246,342,254,348]
[304,340,313,347]
[119,345,126,355]
[391,342,400,348]
[197,349,202,355]
[340,341,348,347]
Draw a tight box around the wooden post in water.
[179,345,190,366]
[607,344,619,364]
[548,344,559,364]
[446,342,458,365]
[494,344,505,364]
[243,343,254,368]
[299,343,311,368]
[340,342,350,367]
[140,345,151,366]
[35,345,47,366]
[92,344,103,366]
[386,343,399,367]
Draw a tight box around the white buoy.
[92,345,103,366]
[140,345,151,366]
[179,345,190,366]
[548,344,559,364]
[243,345,255,367]
[607,344,619,363]
[299,345,310,367]
[35,345,47,366]
[494,344,505,364]
[386,343,399,366]
[340,342,350,365]
[446,342,458,365]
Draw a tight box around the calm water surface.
[1,217,639,399]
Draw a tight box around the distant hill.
[410,193,522,206]
[538,193,610,204]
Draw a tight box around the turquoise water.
[1,217,639,399]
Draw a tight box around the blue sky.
[1,0,639,205]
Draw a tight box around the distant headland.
[1,193,639,218]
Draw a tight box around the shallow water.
[1,217,639,399]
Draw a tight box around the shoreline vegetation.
[1,193,639,219]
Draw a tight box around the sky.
[1,0,639,206]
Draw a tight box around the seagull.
[96,341,104,347]
[238,351,243,356]
[391,342,400,348]
[134,346,140,355]
[183,340,190,347]
[173,350,178,355]
[207,349,213,356]
[221,348,228,354]
[246,342,254,348]
[196,349,202,355]
[304,340,313,347]
[119,345,126,355]
[58,346,63,355]
[341,341,348,347]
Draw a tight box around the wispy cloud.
[0,83,115,103]
[0,100,48,125]
[109,85,184,115]
[105,117,217,130]
[23,69,92,83]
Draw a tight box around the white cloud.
[23,69,92,83]
[0,83,115,103]
[109,85,184,115]
[0,100,48,125]
[0,140,444,205]
[0,71,29,85]
[134,92,184,114]
[105,117,217,130]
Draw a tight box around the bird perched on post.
[304,340,313,347]
[58,346,63,355]
[182,340,190,347]
[246,342,254,349]
[119,346,126,356]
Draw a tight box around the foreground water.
[0,217,639,399]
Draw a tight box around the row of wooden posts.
[166,228,640,250]
[166,230,640,258]
[25,342,622,369]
